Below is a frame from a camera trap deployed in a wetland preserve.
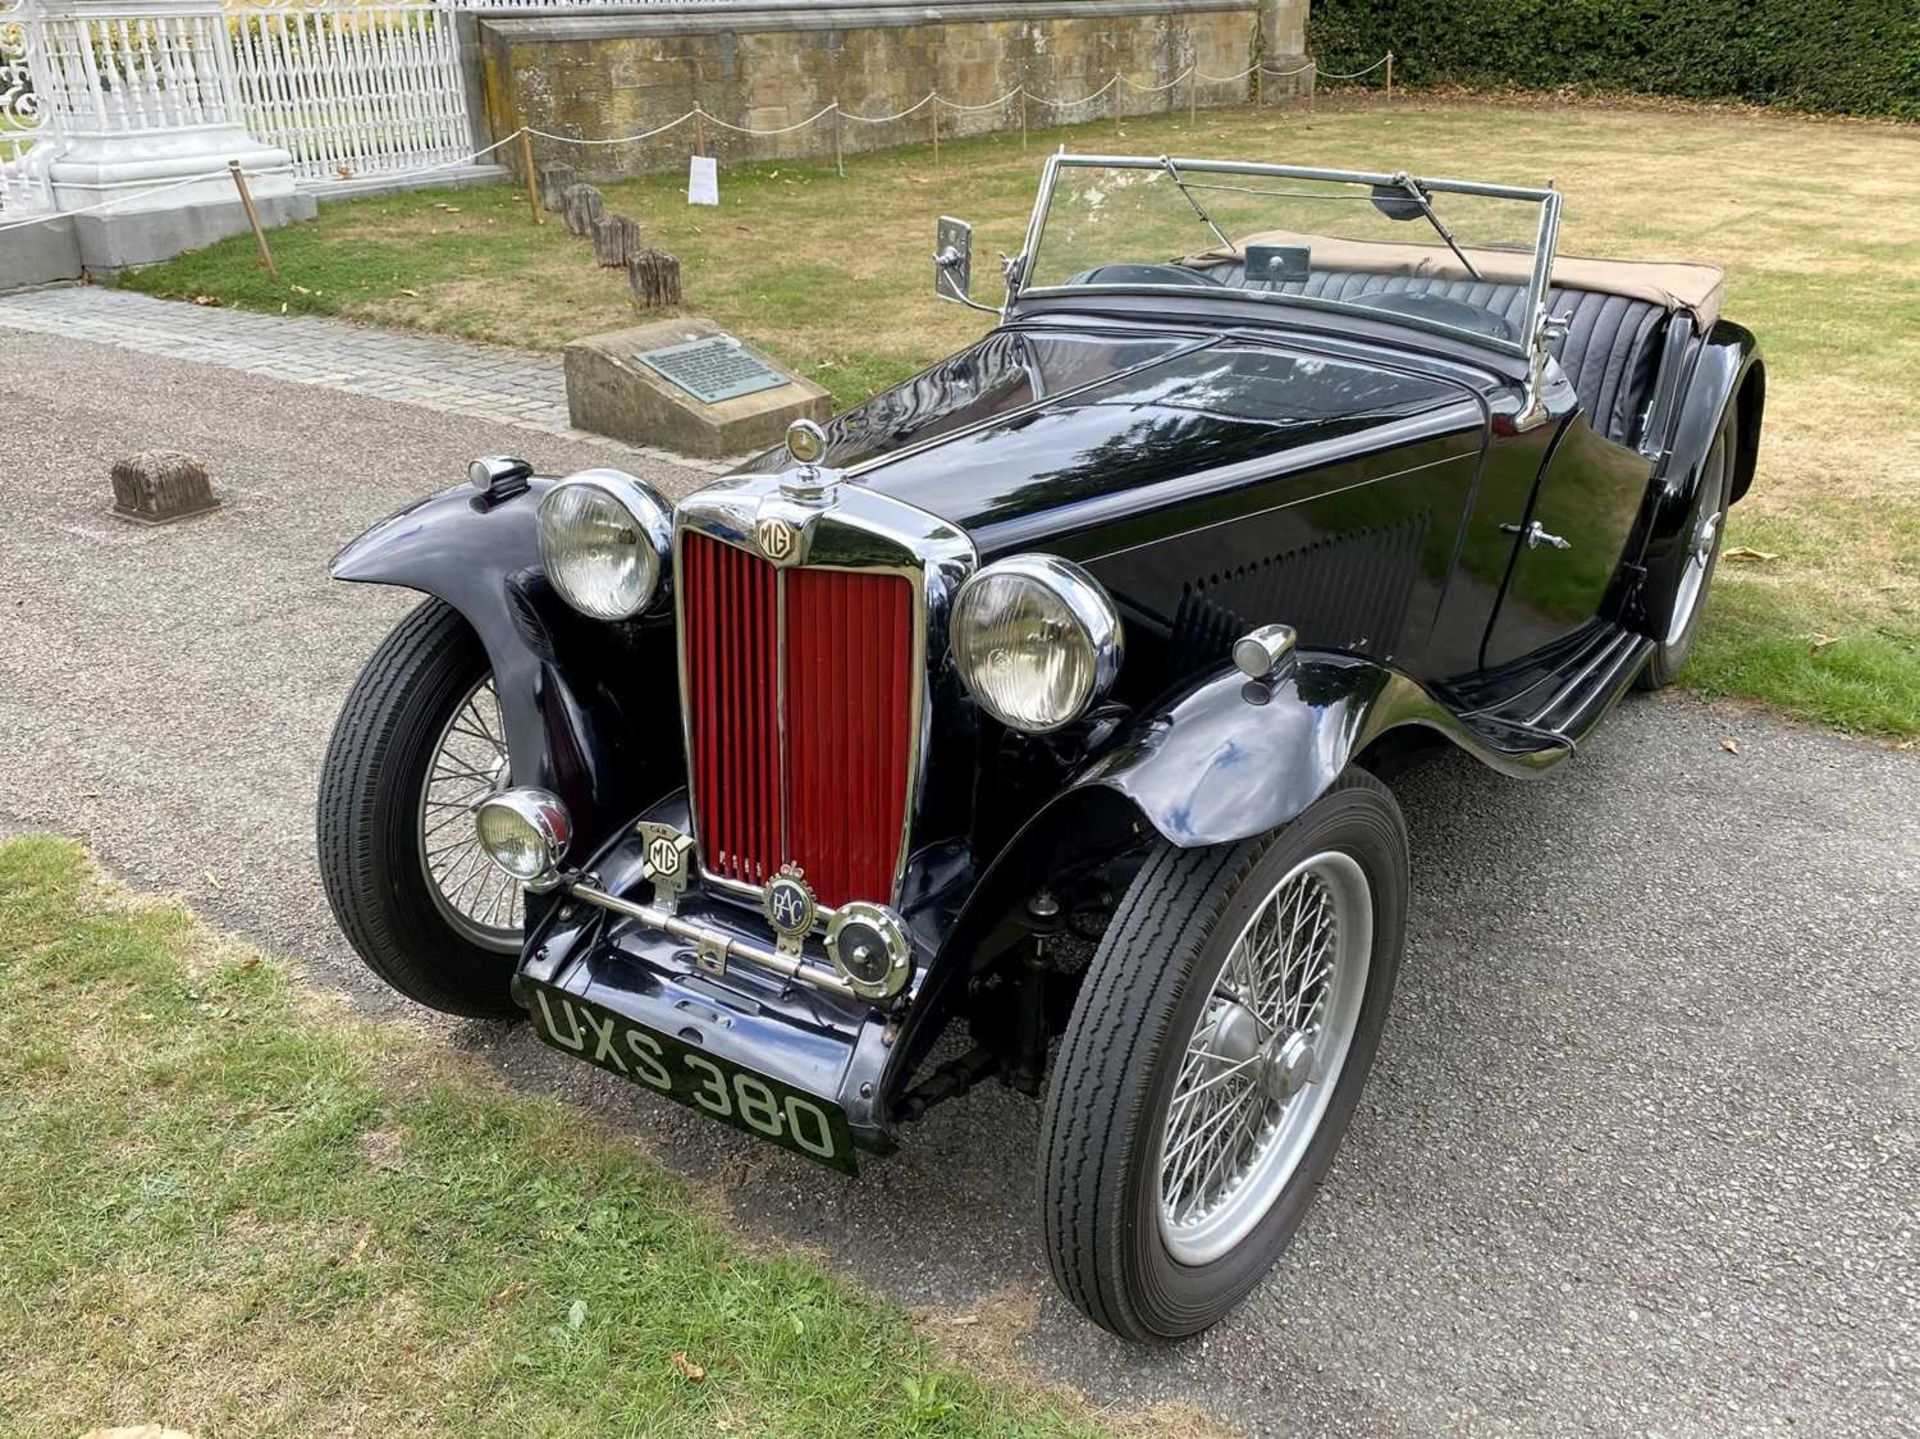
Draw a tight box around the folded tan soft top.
[1186,229,1726,330]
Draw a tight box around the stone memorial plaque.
[636,335,786,405]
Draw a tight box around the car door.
[1479,405,1654,671]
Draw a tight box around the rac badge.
[764,863,816,954]
[755,516,799,565]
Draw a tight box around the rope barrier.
[697,102,841,137]
[0,50,1397,230]
[1121,65,1195,95]
[1025,74,1122,110]
[840,92,938,125]
[935,86,1026,114]
[526,113,694,146]
[1312,56,1390,80]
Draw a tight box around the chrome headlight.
[950,554,1123,733]
[474,788,572,891]
[536,470,672,620]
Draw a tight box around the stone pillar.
[38,0,311,269]
[1258,0,1314,99]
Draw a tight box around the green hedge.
[1308,0,1920,118]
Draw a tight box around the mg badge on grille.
[764,863,817,955]
[755,516,799,565]
[637,821,694,914]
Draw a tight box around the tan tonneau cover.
[1187,229,1725,329]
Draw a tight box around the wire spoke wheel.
[416,675,522,950]
[1666,441,1728,647]
[1156,850,1372,1266]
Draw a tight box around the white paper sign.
[687,155,719,206]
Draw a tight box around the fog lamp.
[474,788,572,892]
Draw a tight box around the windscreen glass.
[1026,162,1553,353]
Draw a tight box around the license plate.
[525,984,858,1174]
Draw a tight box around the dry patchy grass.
[0,836,1144,1439]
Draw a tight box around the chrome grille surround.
[673,473,977,914]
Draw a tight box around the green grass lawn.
[115,96,1920,737]
[0,836,1168,1439]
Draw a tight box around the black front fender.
[330,481,679,854]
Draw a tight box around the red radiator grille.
[681,532,916,910]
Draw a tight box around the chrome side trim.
[568,881,858,1000]
[672,476,978,911]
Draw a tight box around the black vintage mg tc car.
[319,155,1763,1340]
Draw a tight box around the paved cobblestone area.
[0,283,721,469]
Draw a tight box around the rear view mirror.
[933,215,972,303]
[1369,182,1426,222]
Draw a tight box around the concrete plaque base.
[563,318,829,460]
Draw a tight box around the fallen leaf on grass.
[1809,634,1840,653]
[80,1428,198,1439]
[236,954,260,971]
[191,295,218,307]
[670,1351,706,1382]
[1723,546,1780,563]
[567,1298,587,1330]
[396,287,422,298]
[290,283,311,295]
[1721,738,1741,755]
[490,1279,528,1308]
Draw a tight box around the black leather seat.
[1211,263,1670,447]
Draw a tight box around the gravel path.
[4,326,1915,1438]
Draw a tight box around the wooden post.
[1019,86,1028,151]
[1113,77,1122,141]
[1254,59,1263,108]
[627,248,682,310]
[1189,66,1198,127]
[517,128,541,226]
[227,161,278,281]
[832,100,844,178]
[931,98,939,168]
[693,108,707,160]
[1385,51,1394,99]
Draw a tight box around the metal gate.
[0,0,53,215]
[3,0,475,211]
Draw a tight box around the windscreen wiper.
[1392,172,1483,281]
[1162,156,1236,256]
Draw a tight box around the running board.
[1444,623,1655,761]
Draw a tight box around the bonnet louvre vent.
[1170,512,1432,672]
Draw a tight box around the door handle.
[1501,520,1572,551]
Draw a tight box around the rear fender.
[329,481,678,854]
[1645,324,1763,562]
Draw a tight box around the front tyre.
[1040,770,1408,1341]
[318,598,525,1019]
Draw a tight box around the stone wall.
[481,0,1308,176]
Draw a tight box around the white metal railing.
[229,2,470,181]
[1,0,55,214]
[1,0,475,209]
[35,3,244,136]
